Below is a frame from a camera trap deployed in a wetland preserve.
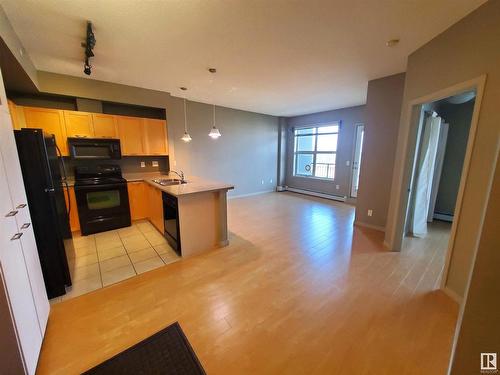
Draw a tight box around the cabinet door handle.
[16,203,27,209]
[21,223,31,229]
[10,233,23,241]
[5,210,18,217]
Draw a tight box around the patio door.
[351,124,364,198]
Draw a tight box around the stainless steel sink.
[152,178,187,186]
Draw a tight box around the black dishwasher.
[163,192,181,254]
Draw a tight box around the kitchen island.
[134,173,234,257]
[65,171,234,257]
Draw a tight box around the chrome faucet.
[170,170,186,183]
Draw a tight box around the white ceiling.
[1,0,486,116]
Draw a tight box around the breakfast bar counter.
[132,173,234,257]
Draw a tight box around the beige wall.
[36,72,279,197]
[165,97,278,196]
[285,105,366,198]
[355,73,405,230]
[450,149,499,375]
[0,6,38,87]
[385,0,500,298]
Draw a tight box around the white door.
[351,124,364,198]
[0,149,43,375]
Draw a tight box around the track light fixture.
[82,21,96,75]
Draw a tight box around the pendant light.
[208,104,221,139]
[181,97,192,142]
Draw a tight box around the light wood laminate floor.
[37,192,457,375]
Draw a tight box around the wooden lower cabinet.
[64,186,80,232]
[146,183,164,232]
[127,182,148,220]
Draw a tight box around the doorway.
[350,123,364,198]
[405,93,475,239]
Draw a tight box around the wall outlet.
[367,209,373,217]
[346,160,350,166]
[152,160,159,167]
[140,161,146,168]
[335,185,340,190]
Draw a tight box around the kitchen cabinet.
[0,68,49,375]
[64,110,94,138]
[144,118,168,155]
[64,186,80,232]
[92,113,118,138]
[11,104,168,157]
[147,183,164,232]
[7,100,23,130]
[127,182,148,220]
[23,106,68,155]
[117,116,146,155]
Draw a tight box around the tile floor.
[52,220,180,303]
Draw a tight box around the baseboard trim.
[229,190,275,199]
[354,220,386,232]
[433,213,454,222]
[441,286,462,304]
[285,187,346,202]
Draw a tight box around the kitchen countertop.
[65,172,234,197]
[144,175,234,197]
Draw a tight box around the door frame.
[384,75,487,299]
[350,123,364,198]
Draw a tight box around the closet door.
[0,148,42,375]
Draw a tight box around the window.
[293,123,339,180]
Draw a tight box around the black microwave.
[68,138,121,159]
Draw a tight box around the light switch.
[140,161,146,168]
[367,209,373,217]
[336,185,340,190]
[346,160,350,166]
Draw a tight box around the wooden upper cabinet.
[117,116,145,155]
[23,107,68,155]
[64,110,94,138]
[7,100,22,130]
[92,114,118,138]
[144,119,168,155]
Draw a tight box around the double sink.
[152,178,187,186]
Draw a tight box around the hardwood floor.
[37,192,457,375]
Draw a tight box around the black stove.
[74,165,131,235]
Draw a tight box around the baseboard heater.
[433,212,454,222]
[283,187,346,202]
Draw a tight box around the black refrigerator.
[14,128,73,298]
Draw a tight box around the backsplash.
[63,156,169,178]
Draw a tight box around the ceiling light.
[386,39,400,47]
[209,104,221,139]
[181,97,192,143]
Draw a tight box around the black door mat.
[82,322,206,375]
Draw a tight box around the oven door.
[74,182,131,235]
